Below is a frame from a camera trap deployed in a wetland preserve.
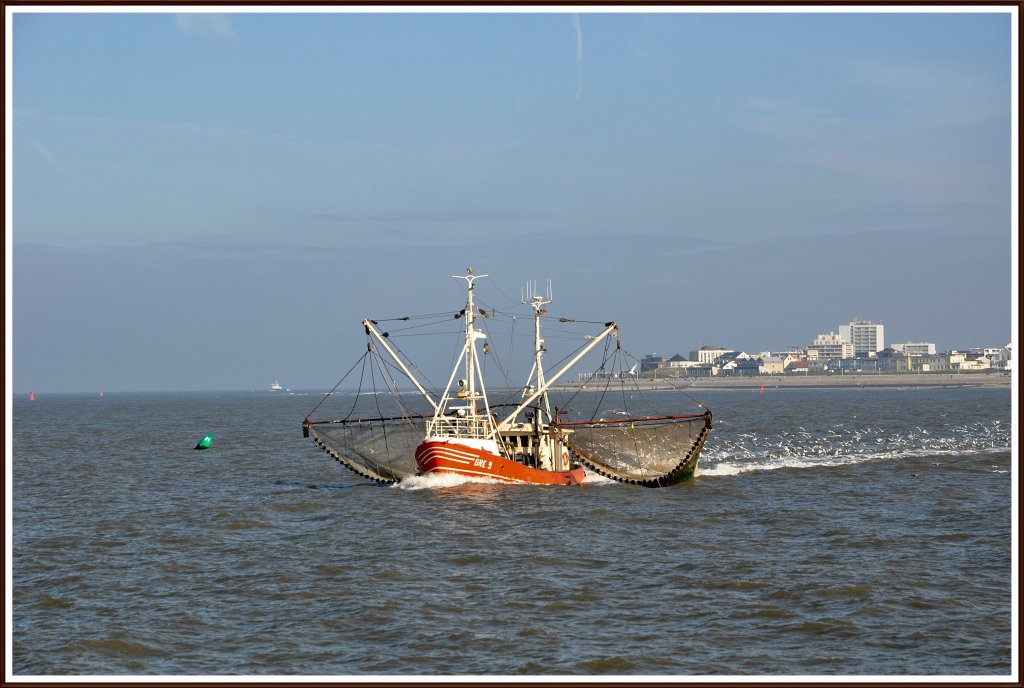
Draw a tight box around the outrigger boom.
[495,321,618,429]
[362,319,439,413]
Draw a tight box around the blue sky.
[8,8,1016,392]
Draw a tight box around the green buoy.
[194,433,213,450]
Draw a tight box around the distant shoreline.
[551,372,1012,392]
[17,372,1010,396]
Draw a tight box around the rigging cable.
[618,347,708,410]
[371,328,443,399]
[305,350,370,421]
[477,316,515,390]
[373,316,460,337]
[368,348,406,481]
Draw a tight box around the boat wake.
[701,420,1010,476]
[396,473,506,490]
[396,471,618,490]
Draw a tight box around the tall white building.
[839,320,884,356]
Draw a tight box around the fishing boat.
[302,268,712,487]
[271,380,285,391]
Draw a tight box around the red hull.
[416,440,585,486]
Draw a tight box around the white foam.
[581,471,617,485]
[395,473,502,490]
[395,469,617,489]
[699,420,1010,477]
[701,446,1009,477]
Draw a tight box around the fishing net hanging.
[307,418,423,485]
[544,336,714,486]
[303,346,435,485]
[557,411,712,487]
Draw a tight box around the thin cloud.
[25,136,67,174]
[14,118,67,173]
[572,14,584,102]
[311,209,540,225]
[174,13,236,39]
[22,111,293,148]
[733,91,1006,213]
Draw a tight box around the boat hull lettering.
[416,440,585,485]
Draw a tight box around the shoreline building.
[807,332,854,360]
[892,341,937,356]
[640,353,665,373]
[690,346,732,365]
[839,320,884,357]
[986,344,1012,371]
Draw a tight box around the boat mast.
[453,268,488,418]
[524,280,553,424]
[497,321,618,429]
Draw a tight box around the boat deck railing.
[426,416,496,440]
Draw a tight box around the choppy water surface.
[11,386,1013,676]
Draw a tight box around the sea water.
[10,385,1013,676]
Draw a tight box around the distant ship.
[271,380,285,391]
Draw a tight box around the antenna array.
[522,279,553,305]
